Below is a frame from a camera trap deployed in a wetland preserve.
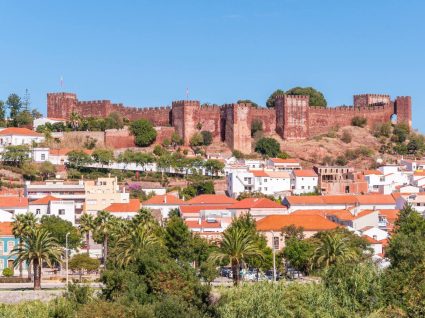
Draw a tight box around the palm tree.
[12,213,37,278]
[12,227,62,290]
[116,223,160,266]
[313,232,358,269]
[79,213,95,255]
[69,111,81,131]
[209,226,263,286]
[94,210,114,266]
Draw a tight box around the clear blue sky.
[0,1,423,131]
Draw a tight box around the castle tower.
[171,100,200,145]
[395,96,412,128]
[275,95,309,140]
[353,94,391,107]
[47,92,78,119]
[224,103,251,153]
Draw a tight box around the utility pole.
[65,232,70,288]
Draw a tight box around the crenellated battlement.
[47,91,412,151]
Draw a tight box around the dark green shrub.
[351,116,367,127]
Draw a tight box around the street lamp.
[65,232,70,288]
[271,230,276,282]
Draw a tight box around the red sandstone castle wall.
[224,104,251,153]
[104,129,135,149]
[111,104,171,126]
[199,106,222,139]
[250,107,276,133]
[308,104,395,136]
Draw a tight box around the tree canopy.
[130,119,157,147]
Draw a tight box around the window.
[47,209,51,214]
[264,187,268,191]
[0,242,3,255]
[7,241,14,253]
[301,186,305,189]
[264,179,268,182]
[41,154,46,160]
[36,209,41,215]
[59,209,65,215]
[273,236,279,250]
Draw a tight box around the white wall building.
[0,127,44,147]
[33,117,66,130]
[28,195,76,224]
[142,194,185,220]
[291,169,318,194]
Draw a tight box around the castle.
[47,92,412,153]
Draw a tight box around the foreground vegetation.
[2,204,423,317]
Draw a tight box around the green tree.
[286,86,327,107]
[312,231,359,269]
[105,112,124,130]
[283,237,315,274]
[15,110,33,127]
[92,149,115,165]
[0,100,5,123]
[164,215,194,262]
[254,137,280,157]
[69,112,82,131]
[79,213,96,255]
[12,227,62,290]
[66,150,93,168]
[200,130,213,146]
[210,226,263,285]
[266,89,285,108]
[69,253,100,281]
[6,93,22,125]
[95,210,115,265]
[130,119,157,147]
[392,122,410,143]
[1,145,30,167]
[12,213,37,278]
[39,161,56,180]
[31,109,43,119]
[40,215,81,249]
[189,133,204,147]
[171,132,183,147]
[237,99,259,108]
[204,159,224,177]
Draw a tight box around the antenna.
[60,76,64,89]
[186,87,189,100]
[23,89,30,111]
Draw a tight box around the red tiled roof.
[30,195,59,205]
[362,235,381,244]
[378,209,399,222]
[355,209,378,218]
[293,169,317,178]
[231,198,284,209]
[187,194,237,205]
[0,127,41,137]
[270,158,299,164]
[180,205,234,214]
[0,222,13,236]
[256,214,339,231]
[413,171,425,176]
[251,170,269,177]
[286,194,395,206]
[142,194,184,205]
[363,170,383,175]
[0,196,28,208]
[185,220,222,229]
[105,199,140,213]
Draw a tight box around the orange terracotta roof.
[49,148,72,156]
[286,194,395,206]
[231,198,284,209]
[379,239,389,247]
[180,205,234,214]
[185,220,222,229]
[47,117,66,121]
[363,170,383,175]
[293,169,317,178]
[105,198,140,213]
[270,158,299,164]
[329,210,355,220]
[266,171,290,178]
[378,209,399,222]
[256,214,339,231]
[0,196,28,208]
[251,170,269,177]
[0,127,41,137]
[30,195,59,205]
[0,222,13,236]
[413,171,425,176]
[143,194,184,205]
[362,235,381,244]
[291,210,328,217]
[187,194,237,205]
[355,209,378,218]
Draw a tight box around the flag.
[60,76,64,88]
[186,87,189,99]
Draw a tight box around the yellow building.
[84,177,130,214]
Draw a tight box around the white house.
[142,194,185,220]
[267,158,301,171]
[104,198,141,219]
[31,148,50,162]
[28,195,76,224]
[395,193,425,216]
[401,159,425,172]
[33,117,66,130]
[363,170,385,193]
[0,196,28,217]
[291,169,318,195]
[360,226,389,242]
[0,127,44,147]
[227,169,291,198]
